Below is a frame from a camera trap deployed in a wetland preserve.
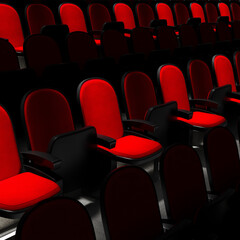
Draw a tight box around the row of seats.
[3,1,240,52]
[13,124,240,239]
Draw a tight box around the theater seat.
[190,3,206,23]
[156,3,175,27]
[78,78,163,165]
[218,2,232,22]
[231,3,240,21]
[0,4,24,53]
[174,3,190,25]
[205,3,218,23]
[0,105,60,217]
[15,197,96,240]
[136,3,155,28]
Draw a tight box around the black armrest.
[173,109,193,119]
[122,119,160,133]
[150,19,167,28]
[189,99,218,109]
[226,91,240,100]
[96,134,116,149]
[21,151,61,170]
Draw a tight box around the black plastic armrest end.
[122,119,160,133]
[173,109,193,119]
[21,151,61,170]
[96,134,116,149]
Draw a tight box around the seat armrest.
[189,99,218,109]
[173,109,193,119]
[96,134,116,149]
[21,151,61,170]
[226,91,240,100]
[122,119,160,133]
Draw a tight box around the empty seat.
[59,3,87,33]
[0,4,24,52]
[156,3,175,27]
[190,3,206,23]
[78,78,163,164]
[174,3,190,25]
[26,4,56,35]
[136,3,155,28]
[204,127,240,194]
[24,35,62,76]
[231,3,240,21]
[218,2,232,22]
[101,166,193,240]
[205,3,219,23]
[213,55,237,92]
[113,3,136,30]
[158,65,226,129]
[88,3,112,32]
[0,105,60,216]
[15,197,96,240]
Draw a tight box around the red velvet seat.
[0,4,24,53]
[158,65,226,129]
[205,3,218,23]
[78,78,163,164]
[218,2,232,22]
[190,3,206,23]
[156,3,175,26]
[174,3,190,25]
[15,197,96,240]
[0,105,60,216]
[113,3,136,30]
[59,3,87,33]
[231,3,240,21]
[26,4,56,35]
[213,55,237,92]
[136,3,155,28]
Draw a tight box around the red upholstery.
[172,111,225,128]
[199,23,216,44]
[0,172,60,211]
[159,65,191,111]
[24,35,62,76]
[16,198,95,240]
[157,26,178,53]
[59,3,87,33]
[136,3,155,28]
[103,166,163,240]
[79,79,124,139]
[98,135,162,159]
[174,3,190,25]
[188,59,213,99]
[205,127,240,194]
[205,3,218,23]
[156,3,175,26]
[179,24,198,47]
[26,4,55,35]
[190,3,206,23]
[218,3,232,22]
[123,71,157,120]
[231,3,240,21]
[213,55,237,92]
[0,106,21,181]
[225,97,240,104]
[216,21,232,41]
[0,38,20,71]
[89,3,111,31]
[67,32,98,69]
[234,51,240,85]
[23,89,75,152]
[0,4,24,52]
[113,3,136,29]
[102,30,129,63]
[131,28,155,57]
[162,145,207,222]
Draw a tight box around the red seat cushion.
[0,172,60,211]
[225,97,240,104]
[172,111,225,128]
[98,135,162,159]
